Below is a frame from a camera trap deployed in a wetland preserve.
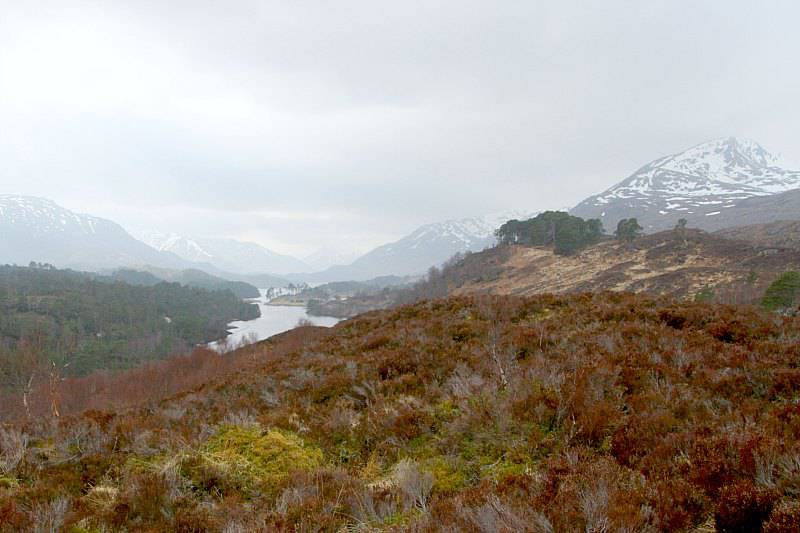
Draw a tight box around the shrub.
[0,428,28,474]
[761,271,800,312]
[651,478,707,531]
[763,501,800,533]
[715,480,776,533]
[190,425,324,495]
[392,458,434,511]
[27,496,70,533]
[423,456,468,493]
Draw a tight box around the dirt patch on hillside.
[453,229,800,304]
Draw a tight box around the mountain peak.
[0,194,103,236]
[571,137,800,232]
[665,136,780,175]
[132,231,310,275]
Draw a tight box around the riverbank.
[208,289,340,351]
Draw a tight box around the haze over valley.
[2,2,800,531]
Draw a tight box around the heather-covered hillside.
[1,293,799,531]
[714,220,800,251]
[437,229,800,305]
[310,228,800,318]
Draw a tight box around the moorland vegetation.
[0,292,798,531]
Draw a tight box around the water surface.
[208,289,340,351]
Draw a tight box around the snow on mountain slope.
[136,231,214,264]
[0,195,103,236]
[134,231,309,275]
[302,210,533,282]
[0,195,186,270]
[571,137,800,232]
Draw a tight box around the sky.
[2,0,800,258]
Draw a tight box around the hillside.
[309,228,800,318]
[714,220,800,250]
[0,293,798,530]
[441,229,800,305]
[675,188,800,232]
[111,268,261,299]
[135,232,310,276]
[0,265,259,381]
[297,211,530,282]
[571,137,800,232]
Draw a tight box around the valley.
[5,4,800,529]
[2,139,800,531]
[207,289,340,351]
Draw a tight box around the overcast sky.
[2,0,799,257]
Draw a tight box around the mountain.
[302,247,362,271]
[0,195,188,270]
[714,219,800,250]
[0,195,291,288]
[110,267,261,299]
[662,188,800,232]
[134,231,214,264]
[571,137,800,232]
[136,231,310,275]
[298,211,531,282]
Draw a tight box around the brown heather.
[0,292,799,531]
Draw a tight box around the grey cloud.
[1,0,799,255]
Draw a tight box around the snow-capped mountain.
[0,195,188,270]
[135,231,310,275]
[136,231,214,264]
[301,211,532,282]
[571,137,800,232]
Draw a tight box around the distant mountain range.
[5,137,799,286]
[0,195,288,288]
[134,231,310,275]
[0,195,189,271]
[295,211,531,282]
[571,137,800,232]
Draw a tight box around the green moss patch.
[422,456,467,493]
[190,425,323,495]
[0,476,19,489]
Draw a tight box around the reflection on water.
[208,289,340,352]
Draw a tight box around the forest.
[110,268,261,299]
[0,265,258,392]
[495,211,605,255]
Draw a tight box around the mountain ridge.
[0,195,190,271]
[294,210,532,282]
[571,137,800,232]
[0,195,291,287]
[134,231,310,275]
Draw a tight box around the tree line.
[495,211,646,255]
[0,265,259,395]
